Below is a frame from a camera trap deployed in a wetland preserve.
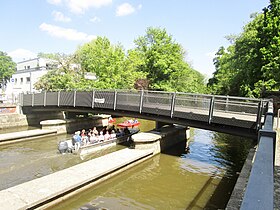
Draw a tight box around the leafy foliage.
[76,36,146,90]
[34,53,81,91]
[208,0,280,97]
[35,30,206,93]
[0,51,16,88]
[130,27,206,92]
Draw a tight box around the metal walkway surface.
[0,148,153,209]
[0,129,57,144]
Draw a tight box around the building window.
[15,78,17,84]
[26,77,30,83]
[27,66,30,69]
[20,78,23,84]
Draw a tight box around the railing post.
[256,99,263,130]
[57,91,60,107]
[44,91,47,107]
[139,89,144,113]
[226,95,229,112]
[32,92,34,107]
[91,90,95,109]
[208,96,215,124]
[114,90,117,110]
[170,92,176,118]
[73,90,76,107]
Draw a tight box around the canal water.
[0,119,254,209]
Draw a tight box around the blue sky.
[0,0,270,77]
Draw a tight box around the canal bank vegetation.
[207,0,280,98]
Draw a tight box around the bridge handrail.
[20,90,268,129]
[240,101,275,210]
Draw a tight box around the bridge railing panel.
[23,94,32,106]
[141,91,173,117]
[116,91,140,112]
[60,91,74,106]
[46,92,58,106]
[33,92,44,106]
[76,91,92,108]
[93,91,115,109]
[173,93,212,122]
[213,96,260,115]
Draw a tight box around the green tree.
[34,53,81,91]
[130,27,206,92]
[0,51,16,89]
[77,36,145,89]
[208,0,280,97]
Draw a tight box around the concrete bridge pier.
[132,125,187,155]
[155,121,173,130]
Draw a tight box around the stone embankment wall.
[0,111,65,130]
[0,113,28,130]
[0,104,106,132]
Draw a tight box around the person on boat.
[81,129,88,145]
[124,126,130,135]
[116,128,121,137]
[99,131,105,142]
[72,131,82,151]
[110,130,116,139]
[90,133,98,144]
[104,131,110,140]
[92,127,99,135]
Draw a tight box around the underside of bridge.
[22,106,258,139]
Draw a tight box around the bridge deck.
[0,148,153,209]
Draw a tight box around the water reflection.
[50,128,254,210]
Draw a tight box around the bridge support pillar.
[155,121,173,130]
[132,125,187,155]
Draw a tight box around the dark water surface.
[0,119,254,209]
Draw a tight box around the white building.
[5,58,57,95]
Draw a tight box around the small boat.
[117,120,140,128]
[58,128,139,156]
[108,118,116,123]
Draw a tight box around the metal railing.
[20,90,269,130]
[240,101,275,210]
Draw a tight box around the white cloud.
[90,16,101,23]
[47,0,62,5]
[116,3,135,17]
[47,0,112,14]
[39,23,96,41]
[52,11,71,22]
[66,0,112,14]
[8,49,37,62]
